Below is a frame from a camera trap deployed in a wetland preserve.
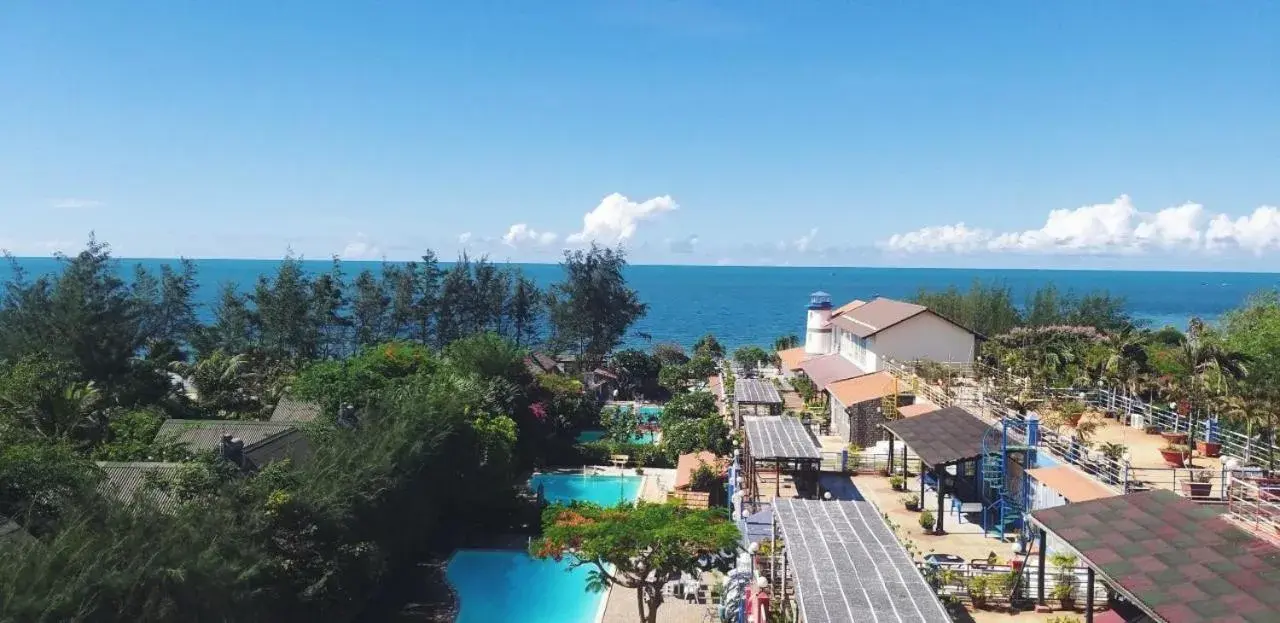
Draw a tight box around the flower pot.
[1011,559,1025,571]
[1160,449,1189,467]
[905,502,920,512]
[1197,441,1222,458]
[1161,432,1189,445]
[1182,481,1212,498]
[1059,598,1076,611]
[1144,425,1163,435]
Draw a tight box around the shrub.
[918,510,935,531]
[889,475,906,490]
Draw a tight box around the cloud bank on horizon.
[884,195,1280,257]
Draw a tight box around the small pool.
[1033,452,1061,468]
[447,550,603,623]
[531,472,644,506]
[575,429,659,445]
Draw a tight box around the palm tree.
[771,334,801,368]
[1175,318,1249,465]
[1100,326,1150,395]
[1,381,105,442]
[171,350,254,417]
[1219,390,1277,473]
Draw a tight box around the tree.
[772,335,800,352]
[548,245,647,367]
[661,392,717,424]
[171,350,257,417]
[652,343,689,367]
[1173,318,1248,463]
[661,417,731,458]
[692,334,724,360]
[600,405,641,444]
[350,269,390,347]
[531,503,740,623]
[610,349,661,399]
[732,345,770,376]
[506,271,543,347]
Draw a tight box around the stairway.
[981,421,1024,539]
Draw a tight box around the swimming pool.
[530,472,644,506]
[575,429,659,445]
[447,550,603,623]
[447,473,644,622]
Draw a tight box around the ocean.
[3,258,1277,349]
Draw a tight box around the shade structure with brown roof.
[1029,489,1280,623]
[896,401,939,418]
[881,406,997,467]
[776,347,811,372]
[796,354,865,389]
[674,451,723,490]
[1027,465,1118,503]
[827,371,899,406]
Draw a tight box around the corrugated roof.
[797,354,865,389]
[735,378,783,404]
[1029,490,1280,623]
[777,347,811,371]
[828,297,929,338]
[828,371,898,406]
[1027,465,1118,503]
[896,401,940,418]
[244,429,312,469]
[744,416,821,460]
[882,406,999,467]
[96,462,186,512]
[270,398,322,423]
[158,419,297,452]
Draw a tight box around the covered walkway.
[882,406,996,534]
[742,416,822,508]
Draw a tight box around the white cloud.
[566,193,677,244]
[668,234,699,253]
[884,195,1279,256]
[50,198,104,209]
[340,234,382,260]
[502,223,558,248]
[458,232,473,244]
[793,228,818,252]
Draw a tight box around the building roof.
[674,451,723,490]
[270,397,322,423]
[774,498,952,623]
[776,347,811,371]
[829,299,867,318]
[158,419,297,452]
[735,378,783,405]
[244,429,313,469]
[882,406,997,467]
[96,462,186,512]
[797,354,865,389]
[827,371,899,406]
[1027,465,1119,503]
[744,415,821,460]
[0,516,33,547]
[828,297,929,338]
[896,401,940,418]
[1029,489,1280,623]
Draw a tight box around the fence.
[820,450,925,476]
[919,561,1108,610]
[1224,476,1280,543]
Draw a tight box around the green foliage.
[661,392,717,424]
[600,405,641,444]
[911,280,1133,337]
[610,349,661,399]
[547,245,647,367]
[531,502,740,623]
[576,441,675,469]
[688,462,720,492]
[91,409,191,462]
[0,436,99,537]
[732,345,770,375]
[661,417,731,459]
[651,343,689,367]
[692,334,725,360]
[918,509,935,531]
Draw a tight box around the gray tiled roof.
[882,406,1000,467]
[270,398,323,423]
[774,498,952,623]
[244,429,312,469]
[735,379,783,404]
[96,462,187,512]
[744,415,821,460]
[157,419,297,451]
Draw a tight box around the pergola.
[771,498,952,623]
[1028,489,1280,623]
[735,378,783,423]
[882,406,994,534]
[742,416,822,508]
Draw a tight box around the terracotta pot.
[1161,432,1189,445]
[1160,449,1189,467]
[1059,598,1076,611]
[1144,426,1163,435]
[1182,481,1212,498]
[1197,441,1222,458]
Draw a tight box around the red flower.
[530,402,548,421]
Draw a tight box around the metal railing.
[1224,475,1280,544]
[820,450,924,475]
[919,562,1108,609]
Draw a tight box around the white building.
[778,292,980,444]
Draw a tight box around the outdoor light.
[823,491,832,501]
[1170,402,1177,410]
[748,542,759,554]
[755,576,769,589]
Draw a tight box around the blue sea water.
[4,257,1278,349]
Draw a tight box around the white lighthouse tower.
[804,291,833,355]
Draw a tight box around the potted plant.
[1160,444,1191,467]
[890,475,906,491]
[919,510,936,532]
[901,493,921,512]
[1052,582,1077,610]
[1161,430,1189,445]
[1144,423,1163,435]
[1182,469,1213,498]
[1059,400,1086,428]
[1050,553,1078,610]
[966,575,990,609]
[1197,435,1222,458]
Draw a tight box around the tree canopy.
[548,245,647,367]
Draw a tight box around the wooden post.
[902,444,908,479]
[935,464,945,534]
[1085,566,1095,623]
[1037,528,1047,605]
[888,436,895,475]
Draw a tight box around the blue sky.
[2,1,1279,270]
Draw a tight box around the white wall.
[870,312,975,368]
[829,395,848,440]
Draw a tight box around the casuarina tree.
[547,244,647,367]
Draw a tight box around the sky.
[2,1,1279,270]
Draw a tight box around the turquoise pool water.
[530,472,644,506]
[447,473,644,623]
[447,550,603,623]
[575,429,659,445]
